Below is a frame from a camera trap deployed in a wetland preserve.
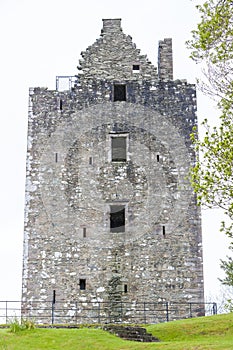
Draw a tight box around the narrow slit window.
[124,284,128,293]
[80,279,86,290]
[163,226,166,236]
[110,205,125,233]
[112,137,126,162]
[89,157,93,165]
[113,84,126,102]
[157,154,160,162]
[83,227,86,238]
[59,99,63,110]
[55,153,58,163]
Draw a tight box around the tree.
[187,0,233,286]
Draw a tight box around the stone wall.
[22,18,204,323]
[158,38,173,81]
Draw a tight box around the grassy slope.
[0,313,232,349]
[147,313,233,349]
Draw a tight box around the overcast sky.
[0,0,231,302]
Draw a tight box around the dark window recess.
[133,64,140,71]
[110,205,125,233]
[80,279,86,290]
[157,154,160,162]
[89,157,93,165]
[59,99,63,110]
[83,227,86,238]
[163,226,166,236]
[124,284,128,293]
[114,84,126,101]
[55,153,58,163]
[112,137,126,162]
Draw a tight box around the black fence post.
[213,302,217,315]
[5,301,8,324]
[75,301,78,324]
[166,302,169,322]
[189,303,192,318]
[121,300,123,322]
[98,302,100,324]
[51,290,56,325]
[144,302,146,324]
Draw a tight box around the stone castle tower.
[22,19,204,323]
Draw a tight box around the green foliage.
[220,257,233,286]
[224,298,233,312]
[21,318,36,330]
[187,0,233,103]
[187,0,233,63]
[188,0,233,288]
[190,113,233,221]
[8,318,22,333]
[190,111,233,286]
[9,318,36,333]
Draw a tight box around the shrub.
[9,318,36,333]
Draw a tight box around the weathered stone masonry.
[22,18,204,323]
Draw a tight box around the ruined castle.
[22,19,204,323]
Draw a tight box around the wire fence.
[0,300,217,325]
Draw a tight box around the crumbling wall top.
[77,18,158,82]
[101,18,122,34]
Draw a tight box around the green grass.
[0,313,232,349]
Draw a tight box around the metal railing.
[56,76,76,91]
[0,300,217,325]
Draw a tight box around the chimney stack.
[158,38,173,81]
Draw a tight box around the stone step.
[103,325,160,342]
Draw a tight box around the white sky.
[0,0,231,302]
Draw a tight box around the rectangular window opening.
[80,279,86,290]
[83,227,86,238]
[89,157,93,165]
[55,153,58,163]
[133,64,140,72]
[113,84,126,102]
[110,205,125,233]
[157,154,160,162]
[124,284,128,293]
[112,137,127,162]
